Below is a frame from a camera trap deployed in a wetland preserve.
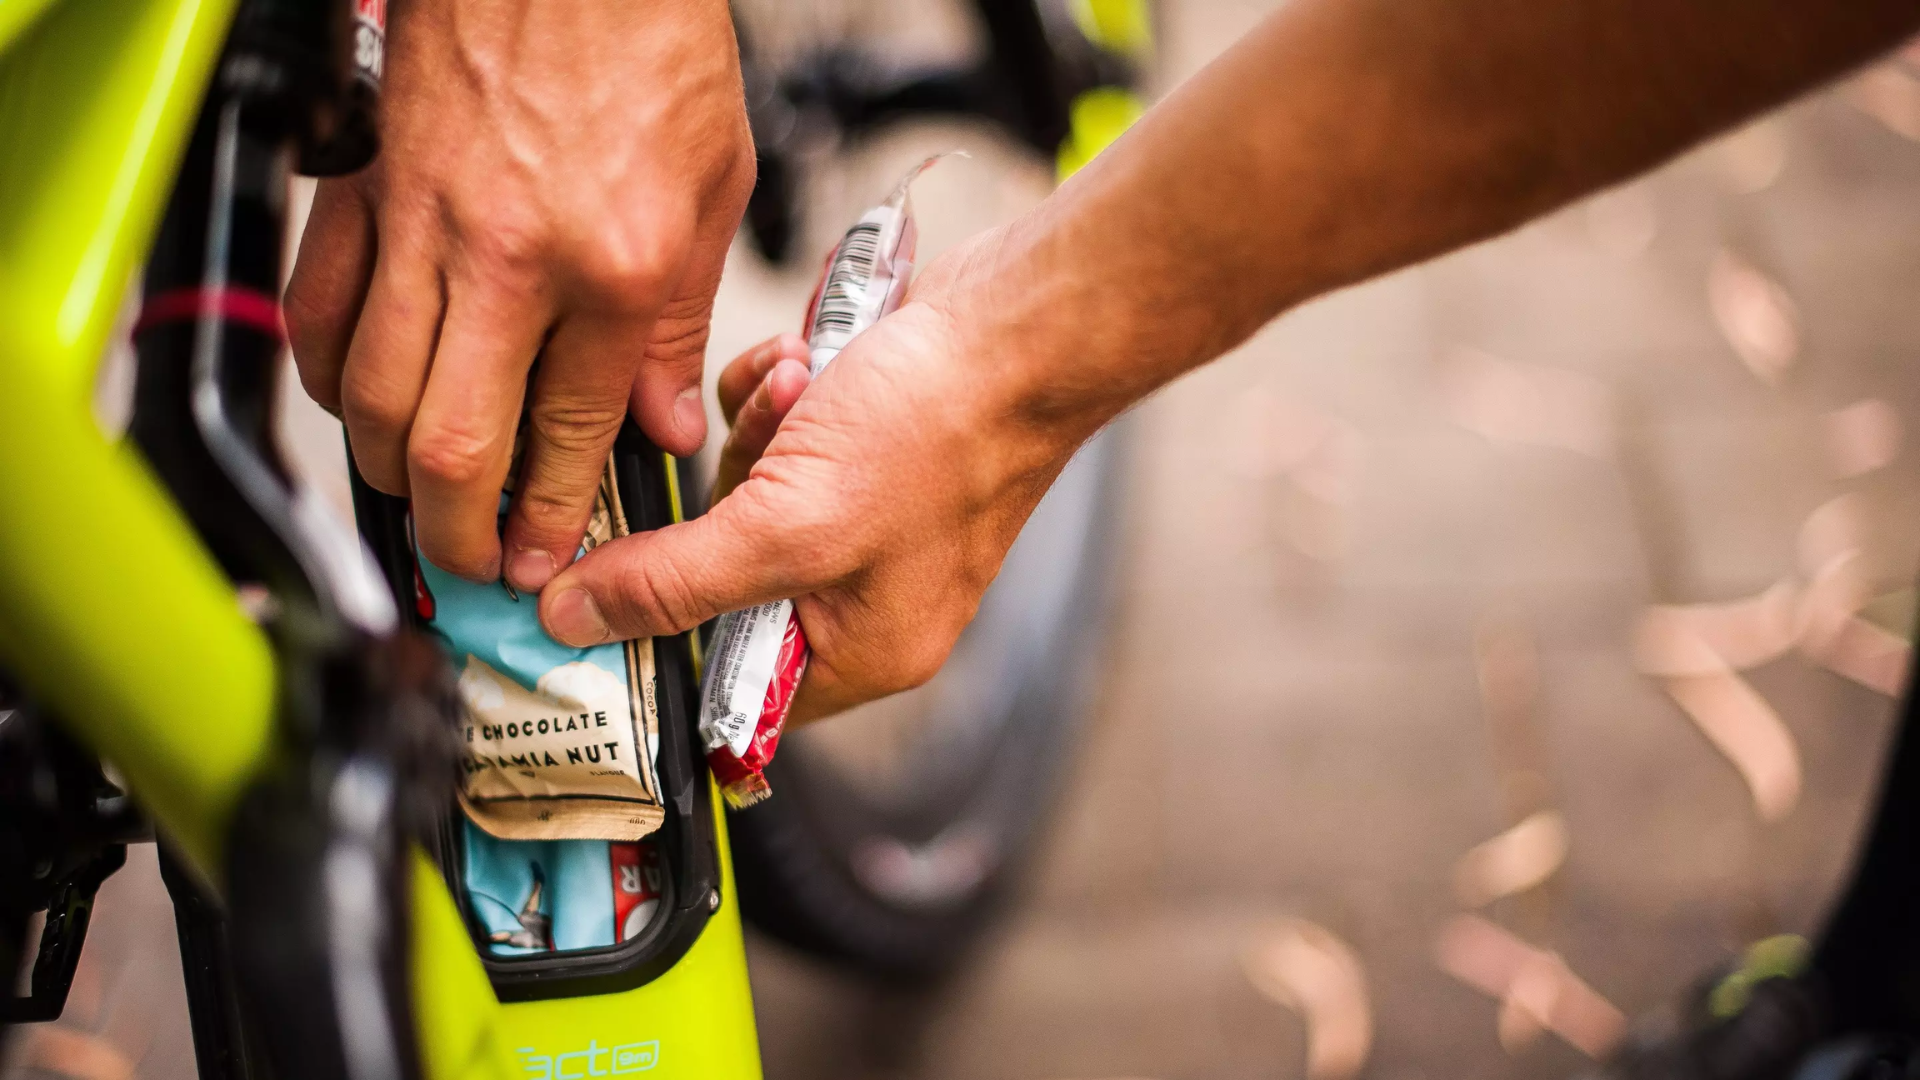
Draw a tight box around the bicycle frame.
[0,2,759,1077]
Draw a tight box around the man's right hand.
[534,232,1093,722]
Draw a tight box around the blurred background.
[13,0,1920,1078]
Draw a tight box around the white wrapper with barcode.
[697,156,946,770]
[805,174,920,373]
[699,598,794,757]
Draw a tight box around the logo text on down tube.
[515,1039,659,1078]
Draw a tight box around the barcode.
[812,221,883,338]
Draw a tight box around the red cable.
[132,287,285,342]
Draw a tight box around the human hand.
[534,232,1101,722]
[285,0,754,591]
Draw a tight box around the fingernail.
[674,385,704,440]
[547,588,610,647]
[507,547,555,592]
[754,339,782,372]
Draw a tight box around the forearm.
[966,0,1920,437]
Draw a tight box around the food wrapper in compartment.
[698,156,945,809]
[610,838,666,943]
[421,453,666,841]
[464,828,666,954]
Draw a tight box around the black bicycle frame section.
[0,684,147,1028]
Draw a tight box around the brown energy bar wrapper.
[418,444,665,841]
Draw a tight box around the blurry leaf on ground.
[1708,252,1799,384]
[1851,65,1920,142]
[1790,496,1909,693]
[1289,423,1366,507]
[1228,387,1366,562]
[1662,668,1802,821]
[1584,186,1657,258]
[1434,914,1627,1058]
[1824,399,1902,479]
[1797,549,1873,658]
[1859,588,1917,638]
[1798,493,1870,578]
[13,1026,135,1080]
[1243,919,1373,1080]
[1227,387,1336,479]
[1472,616,1560,821]
[1708,935,1811,1019]
[1808,611,1911,697]
[1632,581,1800,676]
[1452,810,1571,908]
[1635,489,1908,705]
[1714,119,1789,194]
[1282,424,1367,562]
[1438,348,1615,460]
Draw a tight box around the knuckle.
[340,369,414,436]
[408,424,499,489]
[643,312,711,367]
[283,303,347,411]
[281,282,328,355]
[572,211,690,305]
[726,484,796,539]
[458,204,547,279]
[528,399,627,456]
[723,142,758,206]
[293,357,341,411]
[611,555,703,633]
[354,455,408,497]
[512,490,585,542]
[771,521,836,574]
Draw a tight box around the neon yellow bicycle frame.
[0,0,1148,1070]
[0,2,757,1076]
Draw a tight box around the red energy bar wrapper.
[697,157,943,808]
[610,841,664,942]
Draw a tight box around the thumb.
[537,495,812,646]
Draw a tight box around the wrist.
[919,227,1110,485]
[939,205,1164,460]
